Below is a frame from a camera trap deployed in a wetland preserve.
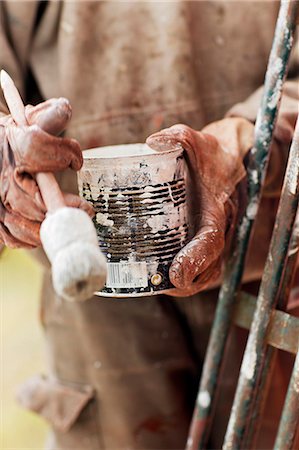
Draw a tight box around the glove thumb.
[169,224,225,289]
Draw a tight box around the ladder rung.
[233,292,299,354]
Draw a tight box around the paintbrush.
[0,70,107,301]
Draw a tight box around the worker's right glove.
[0,98,93,249]
[147,118,254,295]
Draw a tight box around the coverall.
[0,1,299,449]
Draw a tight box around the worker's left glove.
[0,98,93,249]
[146,118,254,295]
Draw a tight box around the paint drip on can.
[78,143,188,297]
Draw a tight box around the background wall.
[1,248,48,449]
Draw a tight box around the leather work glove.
[146,118,254,296]
[0,98,93,249]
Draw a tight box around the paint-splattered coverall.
[1,1,299,449]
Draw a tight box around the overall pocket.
[17,375,101,449]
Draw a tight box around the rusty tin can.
[78,143,188,297]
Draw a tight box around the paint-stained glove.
[0,98,93,249]
[146,118,254,295]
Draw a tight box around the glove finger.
[4,186,45,222]
[146,124,192,150]
[169,227,225,289]
[146,124,217,189]
[0,223,34,248]
[1,139,46,221]
[147,124,240,201]
[166,255,222,297]
[146,124,209,156]
[25,98,72,136]
[2,211,41,247]
[2,168,46,221]
[0,203,37,248]
[187,255,222,292]
[6,124,82,173]
[63,193,95,218]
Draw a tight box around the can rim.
[82,142,184,160]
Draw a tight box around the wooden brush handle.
[36,173,66,212]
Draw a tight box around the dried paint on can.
[78,143,188,297]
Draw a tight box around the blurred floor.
[1,248,48,449]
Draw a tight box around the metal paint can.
[78,143,188,297]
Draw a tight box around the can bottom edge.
[93,288,176,298]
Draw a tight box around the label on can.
[106,262,148,288]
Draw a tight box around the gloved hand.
[0,98,93,249]
[146,117,254,295]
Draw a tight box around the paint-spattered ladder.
[187,1,299,448]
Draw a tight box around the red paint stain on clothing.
[134,415,176,438]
